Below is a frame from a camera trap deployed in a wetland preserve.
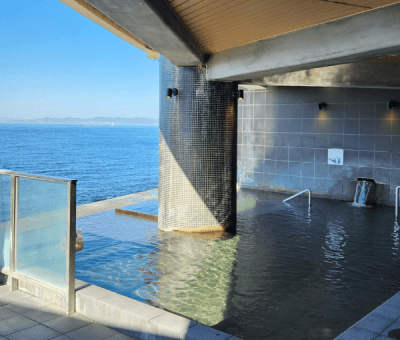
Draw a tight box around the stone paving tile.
[6,324,61,340]
[4,296,50,315]
[43,314,93,334]
[352,313,394,334]
[65,323,118,340]
[0,286,10,294]
[150,311,197,338]
[0,315,38,336]
[373,303,400,321]
[0,290,31,307]
[378,319,400,337]
[50,336,72,340]
[186,324,232,340]
[334,327,378,340]
[0,306,18,321]
[105,333,138,340]
[21,303,65,323]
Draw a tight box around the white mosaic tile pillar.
[159,56,237,232]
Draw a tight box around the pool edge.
[334,291,400,339]
[76,281,242,339]
[0,272,242,340]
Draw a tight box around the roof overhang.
[59,0,204,65]
[61,0,400,86]
[206,2,400,81]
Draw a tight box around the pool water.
[122,198,158,215]
[76,189,400,340]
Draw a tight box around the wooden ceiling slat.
[182,0,243,21]
[168,0,400,54]
[172,0,211,14]
[185,0,296,26]
[340,0,393,5]
[199,9,361,47]
[188,0,303,34]
[168,0,191,8]
[181,0,267,21]
[196,3,363,52]
[194,1,357,44]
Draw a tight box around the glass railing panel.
[0,175,11,268]
[16,177,68,290]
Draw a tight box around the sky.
[0,0,160,120]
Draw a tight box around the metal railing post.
[9,175,17,291]
[283,189,312,209]
[66,180,77,315]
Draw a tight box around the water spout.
[353,178,375,206]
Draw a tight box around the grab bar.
[283,189,311,208]
[396,186,400,220]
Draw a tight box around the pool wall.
[237,86,400,206]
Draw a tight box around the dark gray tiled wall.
[238,86,400,206]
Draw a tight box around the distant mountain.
[0,116,159,125]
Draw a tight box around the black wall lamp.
[318,102,327,110]
[166,88,178,99]
[388,100,400,109]
[233,89,244,100]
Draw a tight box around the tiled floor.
[0,285,138,340]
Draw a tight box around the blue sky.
[0,0,159,120]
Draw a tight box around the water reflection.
[76,190,400,340]
[323,220,347,285]
[237,191,257,212]
[150,230,238,326]
[392,221,399,257]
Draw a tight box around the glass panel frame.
[15,177,68,290]
[0,170,76,314]
[0,174,11,269]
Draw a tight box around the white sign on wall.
[328,149,344,165]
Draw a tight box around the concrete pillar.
[158,56,237,232]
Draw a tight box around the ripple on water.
[76,189,400,340]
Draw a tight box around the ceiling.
[167,0,400,53]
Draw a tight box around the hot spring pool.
[76,189,400,340]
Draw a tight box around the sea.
[0,124,159,205]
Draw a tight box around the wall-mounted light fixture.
[318,102,327,110]
[233,89,244,100]
[166,88,178,99]
[387,100,400,109]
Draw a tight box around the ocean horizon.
[0,123,159,205]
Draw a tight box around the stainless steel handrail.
[396,186,400,220]
[283,189,311,207]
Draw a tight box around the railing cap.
[0,170,77,184]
